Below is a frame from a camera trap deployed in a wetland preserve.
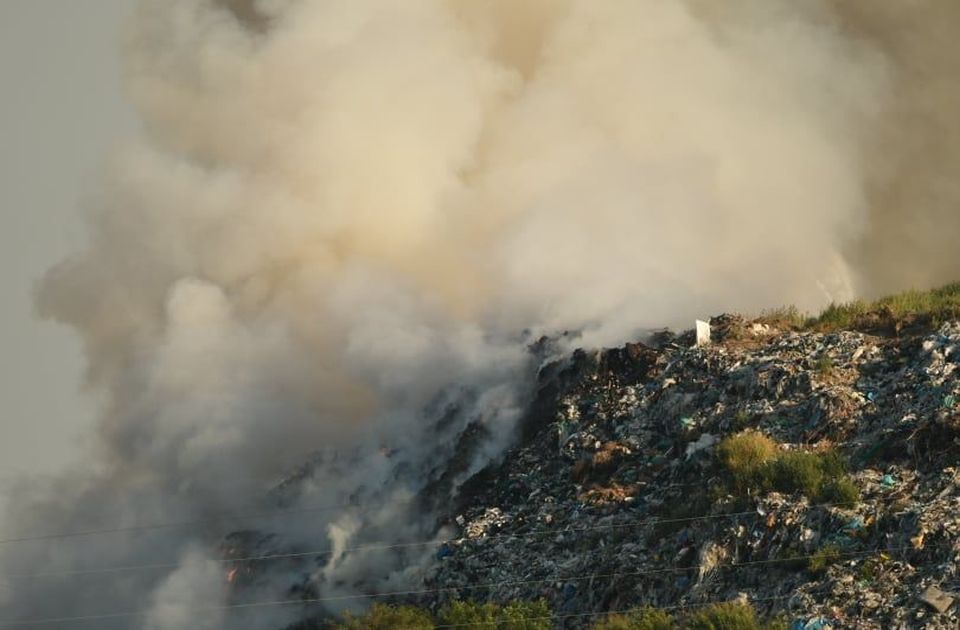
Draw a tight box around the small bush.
[335,604,434,630]
[858,555,883,582]
[817,450,848,477]
[815,355,834,376]
[717,432,778,492]
[684,601,760,630]
[808,545,843,575]
[757,305,807,329]
[763,617,790,630]
[768,449,854,504]
[821,477,860,506]
[731,409,750,432]
[594,615,633,630]
[500,600,550,630]
[592,606,674,629]
[438,600,498,626]
[768,451,828,497]
[753,283,960,334]
[437,600,550,630]
[810,300,869,332]
[718,436,859,506]
[806,282,960,332]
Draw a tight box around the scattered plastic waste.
[793,617,832,630]
[420,319,960,627]
[242,317,960,628]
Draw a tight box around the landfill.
[407,316,960,628]
[234,315,960,628]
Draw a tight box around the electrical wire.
[1,500,867,582]
[0,481,714,547]
[0,499,377,546]
[0,542,937,627]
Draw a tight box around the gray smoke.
[2,1,957,628]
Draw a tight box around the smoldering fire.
[2,1,959,628]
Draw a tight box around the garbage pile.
[414,317,960,628]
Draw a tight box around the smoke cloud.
[2,0,957,627]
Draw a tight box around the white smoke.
[144,549,226,630]
[2,0,957,627]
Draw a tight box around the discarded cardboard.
[919,585,955,614]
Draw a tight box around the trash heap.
[415,317,960,629]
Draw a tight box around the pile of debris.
[413,316,960,628]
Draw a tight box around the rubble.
[411,319,960,628]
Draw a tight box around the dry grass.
[592,607,675,630]
[753,282,960,335]
[716,431,779,492]
[716,433,860,505]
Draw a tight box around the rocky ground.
[411,315,960,629]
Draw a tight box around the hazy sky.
[0,0,134,480]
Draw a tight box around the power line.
[0,499,378,546]
[0,472,767,555]
[0,430,876,545]
[0,542,930,626]
[0,480,713,548]
[1,418,892,551]
[2,501,859,582]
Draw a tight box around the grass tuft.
[752,282,960,335]
[815,355,834,376]
[716,434,859,505]
[335,604,434,629]
[716,431,779,492]
[684,602,760,630]
[808,545,843,575]
[438,600,550,630]
[592,607,675,630]
[806,282,960,333]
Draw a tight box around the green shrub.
[438,601,498,626]
[500,600,550,630]
[821,476,860,506]
[763,616,790,630]
[817,451,848,477]
[717,432,778,492]
[757,305,807,329]
[767,449,855,504]
[808,545,843,575]
[594,616,634,630]
[718,438,859,506]
[592,606,675,629]
[768,451,828,497]
[753,283,960,334]
[684,602,760,630]
[731,409,750,432]
[814,355,834,376]
[334,603,434,630]
[858,555,883,582]
[877,283,960,324]
[810,300,869,332]
[807,282,960,332]
[436,600,549,629]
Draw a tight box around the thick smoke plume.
[2,1,957,627]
